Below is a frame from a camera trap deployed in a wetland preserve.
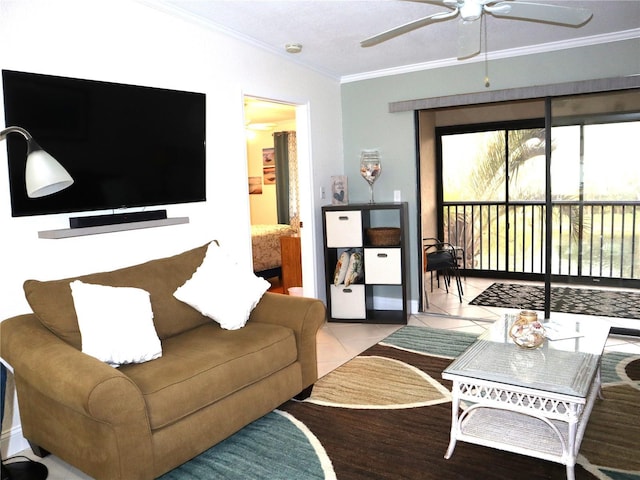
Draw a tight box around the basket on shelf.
[366,227,401,246]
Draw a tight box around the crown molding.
[341,28,640,84]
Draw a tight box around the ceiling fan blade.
[457,19,481,59]
[486,1,592,26]
[361,9,458,47]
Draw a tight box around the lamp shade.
[1,126,74,198]
[25,139,74,198]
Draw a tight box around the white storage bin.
[364,248,402,284]
[325,210,362,247]
[330,284,366,319]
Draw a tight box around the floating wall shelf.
[38,217,190,239]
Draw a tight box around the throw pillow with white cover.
[69,280,162,367]
[174,241,270,330]
[344,251,363,287]
[333,250,351,285]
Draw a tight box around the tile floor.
[6,278,640,479]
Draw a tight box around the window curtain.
[274,131,300,232]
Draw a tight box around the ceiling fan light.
[460,1,483,21]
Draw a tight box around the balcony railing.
[442,201,640,282]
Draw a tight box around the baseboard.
[410,298,419,314]
[1,425,28,458]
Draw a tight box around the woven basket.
[366,227,401,246]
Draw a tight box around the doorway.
[244,96,305,295]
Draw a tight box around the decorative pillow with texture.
[70,280,162,367]
[333,250,351,286]
[344,251,364,287]
[173,242,270,330]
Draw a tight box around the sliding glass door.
[436,96,640,289]
[550,93,640,288]
[419,89,640,330]
[438,121,547,279]
[548,90,640,332]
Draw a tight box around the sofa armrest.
[1,314,148,424]
[2,314,155,479]
[249,293,326,388]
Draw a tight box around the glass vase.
[509,310,546,349]
[360,150,381,204]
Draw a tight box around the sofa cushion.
[174,242,270,330]
[118,321,298,430]
[70,280,162,366]
[24,243,211,350]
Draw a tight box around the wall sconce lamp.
[1,126,72,480]
[0,126,74,198]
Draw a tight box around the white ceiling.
[144,0,640,82]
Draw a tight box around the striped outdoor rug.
[160,326,640,480]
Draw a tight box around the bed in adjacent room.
[251,224,296,278]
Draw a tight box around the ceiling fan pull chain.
[483,14,490,88]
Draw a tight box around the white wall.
[248,129,278,224]
[0,0,343,455]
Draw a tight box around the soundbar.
[69,210,168,229]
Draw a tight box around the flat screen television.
[2,70,206,217]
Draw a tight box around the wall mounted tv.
[2,70,206,217]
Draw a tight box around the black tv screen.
[2,70,206,217]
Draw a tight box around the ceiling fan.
[361,0,593,59]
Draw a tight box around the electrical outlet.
[320,186,326,200]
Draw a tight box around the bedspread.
[251,224,296,273]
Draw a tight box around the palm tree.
[469,128,547,200]
[445,127,587,273]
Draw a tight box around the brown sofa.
[0,242,326,479]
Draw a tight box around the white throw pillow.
[70,280,162,367]
[344,251,364,287]
[333,250,351,286]
[173,242,270,330]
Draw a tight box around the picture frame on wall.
[263,148,274,166]
[263,166,276,185]
[248,176,262,194]
[331,175,348,205]
[263,148,276,184]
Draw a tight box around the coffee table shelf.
[461,408,568,458]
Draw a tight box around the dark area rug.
[469,282,640,320]
[160,326,640,480]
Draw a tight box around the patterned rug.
[469,282,640,320]
[160,326,640,480]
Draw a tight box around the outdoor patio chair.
[423,238,464,307]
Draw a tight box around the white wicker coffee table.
[442,318,610,480]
